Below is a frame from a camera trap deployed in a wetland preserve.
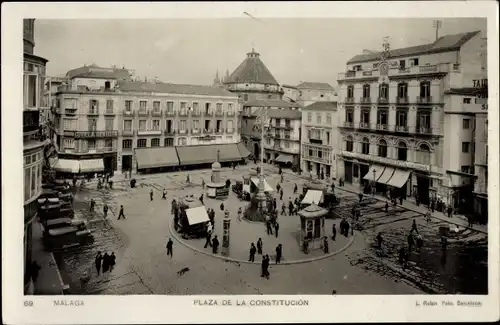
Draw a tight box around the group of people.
[95,251,116,275]
[339,218,352,237]
[248,239,283,265]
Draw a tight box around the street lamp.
[372,168,376,196]
[253,107,271,213]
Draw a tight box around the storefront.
[135,147,179,172]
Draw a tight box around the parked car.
[43,224,94,251]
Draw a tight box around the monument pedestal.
[206,158,228,199]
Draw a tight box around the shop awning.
[213,144,242,162]
[237,142,251,158]
[79,159,104,173]
[185,206,210,226]
[386,169,411,188]
[275,154,293,163]
[377,167,395,185]
[301,190,324,205]
[176,145,216,165]
[250,177,274,192]
[362,164,386,181]
[50,158,80,173]
[135,147,179,169]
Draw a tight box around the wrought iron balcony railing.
[396,97,409,104]
[416,96,433,104]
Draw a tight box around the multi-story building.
[337,30,485,212]
[51,70,244,173]
[23,18,48,293]
[301,101,339,179]
[283,82,338,106]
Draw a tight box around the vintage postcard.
[2,1,499,323]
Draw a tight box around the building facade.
[283,82,338,106]
[301,101,339,179]
[337,30,485,212]
[51,72,242,173]
[23,18,48,293]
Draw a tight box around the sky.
[34,18,486,87]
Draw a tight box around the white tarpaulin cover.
[301,190,324,205]
[50,158,80,173]
[363,165,386,181]
[386,169,411,188]
[186,206,210,226]
[79,159,104,173]
[250,177,274,192]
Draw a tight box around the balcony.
[204,110,213,116]
[137,129,162,136]
[416,96,433,104]
[123,109,135,117]
[377,97,389,104]
[104,109,115,116]
[179,110,189,117]
[274,124,293,130]
[226,128,235,134]
[359,122,370,129]
[396,97,409,104]
[151,110,162,117]
[215,128,224,134]
[75,130,119,138]
[376,124,388,131]
[87,109,99,116]
[415,126,433,135]
[309,138,322,145]
[122,130,134,136]
[359,97,371,104]
[78,146,117,154]
[178,129,188,135]
[338,63,452,81]
[227,111,235,117]
[165,110,176,117]
[164,129,176,136]
[343,121,354,128]
[203,128,214,134]
[191,129,201,135]
[345,97,355,104]
[23,110,40,134]
[138,109,149,117]
[215,110,224,117]
[395,125,409,133]
[191,110,201,117]
[63,130,76,136]
[419,65,439,73]
[64,108,77,117]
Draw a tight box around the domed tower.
[223,48,283,102]
[23,18,35,54]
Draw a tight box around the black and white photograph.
[2,1,499,324]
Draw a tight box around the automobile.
[58,192,74,203]
[38,189,60,205]
[232,180,251,201]
[42,218,85,232]
[38,202,62,221]
[43,226,94,251]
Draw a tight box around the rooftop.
[224,49,279,85]
[303,101,338,112]
[347,31,481,64]
[66,64,132,80]
[253,107,302,120]
[116,80,237,97]
[244,99,302,109]
[297,82,335,90]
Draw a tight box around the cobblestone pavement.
[53,165,423,295]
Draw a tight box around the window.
[420,81,430,98]
[463,118,471,129]
[463,98,472,104]
[193,102,200,114]
[193,120,200,130]
[31,166,36,192]
[205,120,211,130]
[105,119,114,131]
[309,129,321,140]
[151,138,160,147]
[125,100,133,112]
[105,139,113,149]
[26,74,38,108]
[275,118,281,126]
[378,139,387,157]
[151,120,159,131]
[153,101,160,113]
[326,131,330,145]
[397,83,408,98]
[347,86,354,98]
[179,120,187,131]
[139,120,147,131]
[205,102,211,114]
[216,120,223,132]
[409,58,419,66]
[87,139,96,149]
[63,119,76,130]
[361,137,370,155]
[462,142,470,153]
[346,109,353,123]
[122,139,132,149]
[106,100,113,113]
[216,103,223,113]
[397,141,407,161]
[418,144,431,165]
[316,113,321,124]
[326,114,332,124]
[377,110,388,125]
[460,166,470,174]
[24,168,30,201]
[243,94,248,101]
[353,164,359,178]
[227,120,234,130]
[166,101,174,113]
[180,102,187,114]
[139,101,147,111]
[266,137,271,145]
[307,113,312,123]
[309,149,313,157]
[178,137,187,146]
[361,110,370,123]
[418,113,431,129]
[88,119,97,131]
[379,83,389,99]
[137,139,147,148]
[285,119,291,127]
[396,111,407,127]
[63,138,75,149]
[164,138,174,147]
[399,60,406,69]
[362,84,370,98]
[284,141,290,148]
[346,136,354,152]
[123,120,132,131]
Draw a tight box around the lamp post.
[253,108,271,213]
[372,168,376,196]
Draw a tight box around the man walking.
[249,243,256,262]
[447,205,453,218]
[150,189,154,201]
[166,238,173,258]
[293,184,298,194]
[103,204,108,218]
[280,189,284,201]
[275,244,282,264]
[323,237,329,254]
[117,205,125,220]
[212,235,220,254]
[274,222,279,238]
[281,203,286,216]
[204,225,212,248]
[95,251,103,275]
[257,238,263,255]
[332,223,337,241]
[162,189,167,199]
[280,174,284,184]
[265,215,273,235]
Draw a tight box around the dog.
[177,267,190,276]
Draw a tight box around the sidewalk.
[30,219,67,295]
[281,170,488,235]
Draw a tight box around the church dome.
[224,49,279,86]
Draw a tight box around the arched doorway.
[253,142,260,159]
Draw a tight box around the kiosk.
[298,204,327,253]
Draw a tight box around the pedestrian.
[385,202,389,213]
[416,234,423,251]
[257,238,263,255]
[274,222,279,238]
[280,189,284,201]
[441,236,448,252]
[95,251,103,275]
[162,189,167,199]
[233,162,236,170]
[117,205,125,220]
[431,200,435,212]
[351,206,356,218]
[202,179,205,189]
[237,207,242,221]
[166,238,173,258]
[212,235,220,254]
[102,253,110,273]
[72,177,77,188]
[416,196,420,206]
[220,202,224,212]
[249,243,256,262]
[407,233,414,252]
[150,189,154,201]
[358,193,363,203]
[108,252,116,272]
[199,194,204,205]
[266,215,273,235]
[323,237,329,254]
[399,196,403,205]
[332,223,337,241]
[261,255,270,279]
[281,203,286,216]
[410,219,419,234]
[376,232,383,248]
[90,198,95,212]
[447,205,453,218]
[467,214,474,227]
[186,174,190,184]
[344,220,350,237]
[331,182,335,194]
[276,183,281,193]
[30,261,41,284]
[275,244,282,264]
[204,225,212,248]
[103,204,108,218]
[293,184,298,194]
[280,174,284,183]
[288,200,293,215]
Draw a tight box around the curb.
[169,219,355,265]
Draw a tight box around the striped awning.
[237,142,251,158]
[50,158,80,174]
[386,169,411,188]
[135,147,179,169]
[363,165,386,182]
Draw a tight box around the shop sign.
[340,151,431,172]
